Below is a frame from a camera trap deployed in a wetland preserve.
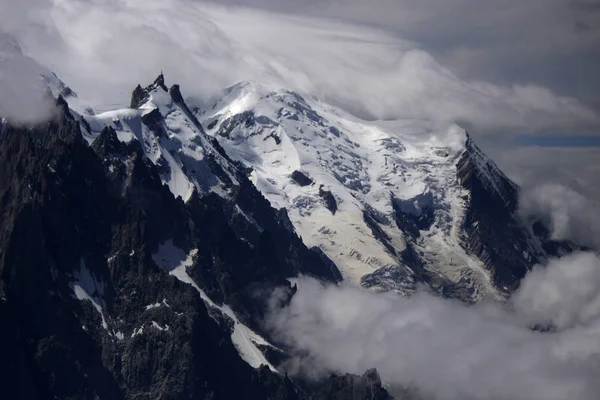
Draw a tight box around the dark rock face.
[266,132,282,144]
[310,369,393,400]
[362,205,395,256]
[391,193,435,240]
[130,73,168,109]
[309,247,344,282]
[456,134,577,290]
[361,265,416,294]
[217,110,257,139]
[291,170,313,187]
[130,84,149,109]
[319,185,337,214]
[0,93,350,399]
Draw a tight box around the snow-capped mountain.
[71,76,574,303]
[0,65,575,399]
[64,74,344,368]
[188,81,574,301]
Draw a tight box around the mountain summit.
[191,80,575,301]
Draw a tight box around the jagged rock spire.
[130,72,169,108]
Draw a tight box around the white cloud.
[0,33,56,123]
[519,183,600,250]
[204,0,600,108]
[491,146,600,202]
[266,254,600,400]
[514,252,600,329]
[3,0,597,133]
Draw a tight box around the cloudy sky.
[210,0,600,107]
[2,0,598,128]
[0,0,598,212]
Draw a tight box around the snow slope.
[194,82,509,300]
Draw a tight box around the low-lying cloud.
[519,183,600,250]
[266,253,600,400]
[514,252,600,329]
[2,0,597,134]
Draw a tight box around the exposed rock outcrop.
[319,185,337,214]
[291,170,313,187]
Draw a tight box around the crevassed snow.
[152,240,276,371]
[70,259,109,329]
[197,81,503,299]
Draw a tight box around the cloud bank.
[519,183,600,250]
[514,252,600,329]
[1,0,597,134]
[209,0,600,109]
[266,254,600,400]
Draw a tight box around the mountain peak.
[130,72,170,109]
[191,83,571,301]
[154,71,168,91]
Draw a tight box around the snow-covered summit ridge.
[59,72,557,302]
[191,81,506,298]
[190,80,560,301]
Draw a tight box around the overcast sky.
[2,0,598,130]
[210,0,600,105]
[267,253,600,400]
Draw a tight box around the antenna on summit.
[155,69,167,91]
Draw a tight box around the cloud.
[519,183,600,250]
[2,0,597,134]
[484,146,600,247]
[203,0,600,109]
[266,254,600,400]
[514,252,600,329]
[0,32,56,123]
